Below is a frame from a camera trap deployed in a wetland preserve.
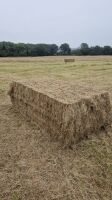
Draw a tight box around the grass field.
[0,56,112,200]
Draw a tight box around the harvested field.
[0,56,112,200]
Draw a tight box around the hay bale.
[64,58,75,63]
[8,79,112,147]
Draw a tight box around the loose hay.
[8,79,112,147]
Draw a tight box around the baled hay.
[8,80,112,147]
[64,58,75,63]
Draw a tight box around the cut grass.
[0,57,112,81]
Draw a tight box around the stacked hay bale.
[8,79,112,147]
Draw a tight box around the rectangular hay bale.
[64,58,75,63]
[8,79,112,147]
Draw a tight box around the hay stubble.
[0,56,112,200]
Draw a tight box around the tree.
[89,46,103,55]
[80,43,89,55]
[0,42,59,57]
[103,46,112,55]
[0,41,112,57]
[59,43,71,55]
[49,44,58,55]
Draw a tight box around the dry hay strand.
[8,79,112,147]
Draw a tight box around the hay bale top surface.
[14,77,105,104]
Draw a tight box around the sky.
[0,0,112,48]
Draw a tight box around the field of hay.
[0,56,112,200]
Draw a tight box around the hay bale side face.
[9,81,112,147]
[72,93,112,143]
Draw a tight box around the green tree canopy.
[59,43,71,55]
[80,43,89,55]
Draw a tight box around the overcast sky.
[0,0,112,47]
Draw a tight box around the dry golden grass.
[0,56,112,200]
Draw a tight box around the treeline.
[0,42,58,57]
[0,41,112,57]
[72,43,112,56]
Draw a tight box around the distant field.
[0,56,112,200]
[0,56,112,93]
